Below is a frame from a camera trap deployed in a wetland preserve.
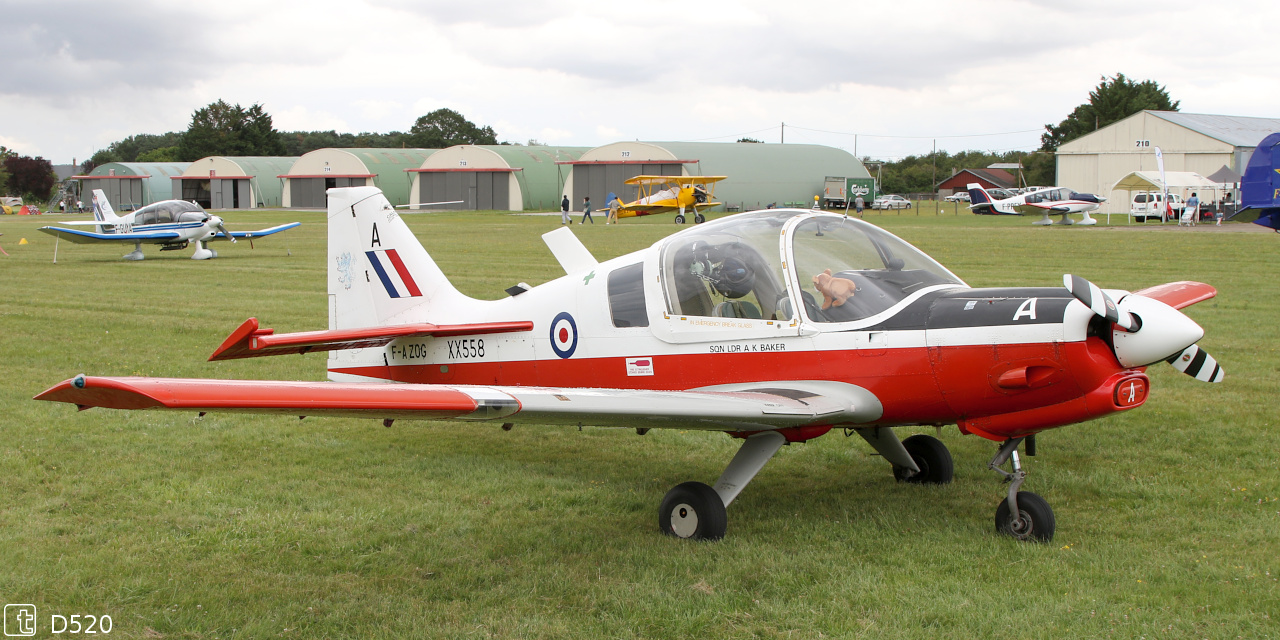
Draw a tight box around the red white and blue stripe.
[366,249,422,298]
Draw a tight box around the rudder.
[327,187,470,331]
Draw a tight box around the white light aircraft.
[967,183,1106,226]
[39,186,1224,542]
[38,189,300,260]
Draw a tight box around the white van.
[1130,192,1183,222]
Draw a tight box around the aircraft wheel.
[694,213,706,224]
[658,481,726,540]
[674,214,686,224]
[893,434,954,484]
[995,491,1055,542]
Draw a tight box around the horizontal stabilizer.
[208,317,534,361]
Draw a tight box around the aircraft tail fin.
[326,187,470,331]
[966,183,995,213]
[91,189,119,222]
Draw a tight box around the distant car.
[872,195,912,210]
[944,192,970,203]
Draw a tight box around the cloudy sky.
[3,0,1277,165]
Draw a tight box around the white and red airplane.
[967,183,1107,226]
[38,189,299,260]
[37,186,1224,542]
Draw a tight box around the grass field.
[1,207,1276,639]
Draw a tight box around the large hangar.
[1057,111,1280,212]
[280,148,435,208]
[171,156,298,209]
[560,142,869,211]
[72,162,190,211]
[407,145,587,211]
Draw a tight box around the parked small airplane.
[618,175,727,224]
[967,183,1107,226]
[38,186,1224,542]
[37,189,300,260]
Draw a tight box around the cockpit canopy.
[132,200,208,226]
[659,210,963,326]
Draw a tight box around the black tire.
[893,434,954,484]
[694,213,705,224]
[994,491,1055,542]
[658,481,727,540]
[674,214,685,224]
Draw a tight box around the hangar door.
[85,179,145,211]
[210,179,250,209]
[289,177,367,208]
[418,171,510,210]
[572,164,685,209]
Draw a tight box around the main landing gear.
[658,431,786,540]
[672,212,706,224]
[988,436,1055,542]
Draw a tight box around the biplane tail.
[1236,132,1280,230]
[326,187,470,332]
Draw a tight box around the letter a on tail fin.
[326,187,469,332]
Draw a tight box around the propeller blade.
[1166,344,1225,383]
[1063,274,1136,331]
[217,222,236,244]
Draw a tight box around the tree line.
[85,101,500,171]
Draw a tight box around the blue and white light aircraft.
[967,183,1106,226]
[38,189,300,260]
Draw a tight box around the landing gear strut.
[658,431,786,540]
[988,437,1055,542]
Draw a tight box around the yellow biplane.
[618,175,727,224]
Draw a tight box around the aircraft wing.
[1131,281,1217,310]
[37,226,181,244]
[36,377,880,432]
[618,203,679,214]
[211,222,301,241]
[207,317,535,361]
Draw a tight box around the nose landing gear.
[988,437,1055,542]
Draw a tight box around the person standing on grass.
[854,194,864,218]
[580,196,594,224]
[606,192,620,224]
[1183,192,1200,227]
[561,195,571,225]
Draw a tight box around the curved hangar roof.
[564,142,869,210]
[175,156,298,208]
[409,145,587,211]
[72,162,191,209]
[281,148,436,207]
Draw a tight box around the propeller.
[1063,274,1136,331]
[1063,274,1223,383]
[210,216,236,244]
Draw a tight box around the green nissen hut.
[172,156,298,209]
[73,162,190,211]
[560,142,869,212]
[281,148,436,207]
[407,145,588,211]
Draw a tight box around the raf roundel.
[549,312,578,359]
